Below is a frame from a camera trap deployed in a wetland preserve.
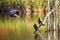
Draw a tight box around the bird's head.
[34,24,36,26]
[38,18,40,20]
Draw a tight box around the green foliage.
[58,0,60,9]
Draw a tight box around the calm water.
[0,17,59,40]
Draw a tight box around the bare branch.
[43,7,55,24]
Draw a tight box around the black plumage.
[34,24,39,31]
[38,18,44,28]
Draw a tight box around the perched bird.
[34,24,39,32]
[38,18,44,28]
[34,24,41,34]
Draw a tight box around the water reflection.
[34,32,43,40]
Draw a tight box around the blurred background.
[0,0,60,40]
